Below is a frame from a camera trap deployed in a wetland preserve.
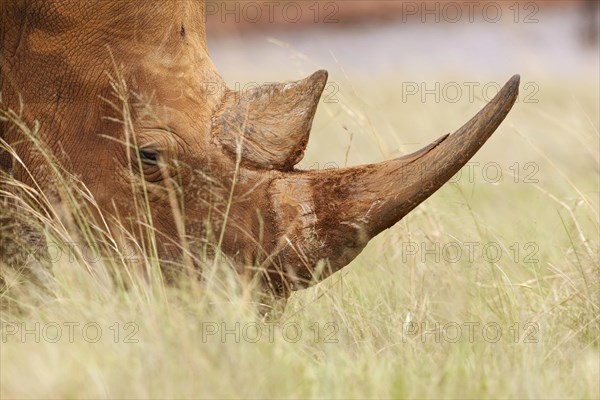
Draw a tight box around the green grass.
[0,73,598,399]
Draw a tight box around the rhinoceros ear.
[212,70,328,171]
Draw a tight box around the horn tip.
[304,69,329,96]
[310,69,329,85]
[508,74,521,92]
[495,74,521,105]
[314,69,329,78]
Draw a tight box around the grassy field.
[0,73,598,399]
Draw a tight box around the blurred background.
[203,0,599,170]
[205,0,598,81]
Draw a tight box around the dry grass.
[0,70,598,399]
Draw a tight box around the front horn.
[269,74,520,290]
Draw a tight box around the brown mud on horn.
[267,74,520,292]
[213,70,329,171]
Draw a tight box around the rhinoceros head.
[0,1,519,294]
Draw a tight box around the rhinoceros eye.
[138,148,160,166]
